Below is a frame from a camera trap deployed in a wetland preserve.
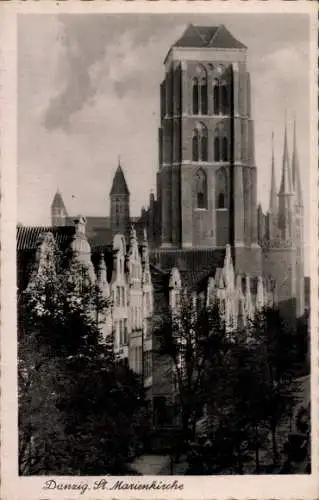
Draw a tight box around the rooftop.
[110,165,130,196]
[172,24,246,50]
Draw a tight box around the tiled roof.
[110,165,130,196]
[150,248,225,274]
[17,226,75,250]
[173,24,246,50]
[88,231,113,252]
[17,225,114,254]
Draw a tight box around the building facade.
[20,23,306,426]
[142,23,305,324]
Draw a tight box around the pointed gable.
[174,24,213,48]
[208,24,246,49]
[173,24,246,50]
[110,165,130,196]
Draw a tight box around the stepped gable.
[173,24,246,50]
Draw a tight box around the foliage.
[19,250,149,475]
[154,293,228,443]
[155,295,300,474]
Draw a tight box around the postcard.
[0,1,318,499]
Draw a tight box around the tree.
[248,307,297,468]
[154,293,229,447]
[19,241,150,475]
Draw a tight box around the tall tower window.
[193,66,208,116]
[200,76,208,115]
[192,129,199,161]
[216,167,228,209]
[222,137,228,161]
[192,78,199,115]
[195,168,207,209]
[193,122,208,162]
[218,193,225,208]
[214,133,229,162]
[200,128,208,161]
[214,137,220,162]
[213,81,220,115]
[213,80,228,115]
[221,85,228,115]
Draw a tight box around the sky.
[17,13,311,269]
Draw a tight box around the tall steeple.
[278,118,293,196]
[278,117,294,239]
[291,116,303,207]
[269,132,277,215]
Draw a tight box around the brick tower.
[157,24,261,276]
[110,161,130,241]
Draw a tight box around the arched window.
[200,77,208,115]
[216,168,227,209]
[192,78,199,115]
[192,123,208,162]
[214,137,220,162]
[218,193,225,208]
[222,137,228,161]
[213,81,220,114]
[192,129,199,161]
[195,168,207,209]
[221,85,228,114]
[200,128,208,161]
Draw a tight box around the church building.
[18,23,306,423]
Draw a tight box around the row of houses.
[17,216,273,424]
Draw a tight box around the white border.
[1,2,318,499]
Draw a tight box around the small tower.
[263,116,297,326]
[278,120,294,240]
[268,132,278,240]
[51,189,68,226]
[110,160,130,241]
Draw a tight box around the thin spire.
[269,131,277,214]
[291,114,303,206]
[279,116,293,195]
[118,154,121,166]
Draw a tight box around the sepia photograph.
[1,2,318,499]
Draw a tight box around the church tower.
[262,120,298,325]
[157,24,261,276]
[51,190,68,226]
[291,117,305,317]
[110,162,130,241]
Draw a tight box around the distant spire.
[279,116,293,195]
[110,163,130,196]
[118,154,121,166]
[269,131,277,214]
[291,115,303,206]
